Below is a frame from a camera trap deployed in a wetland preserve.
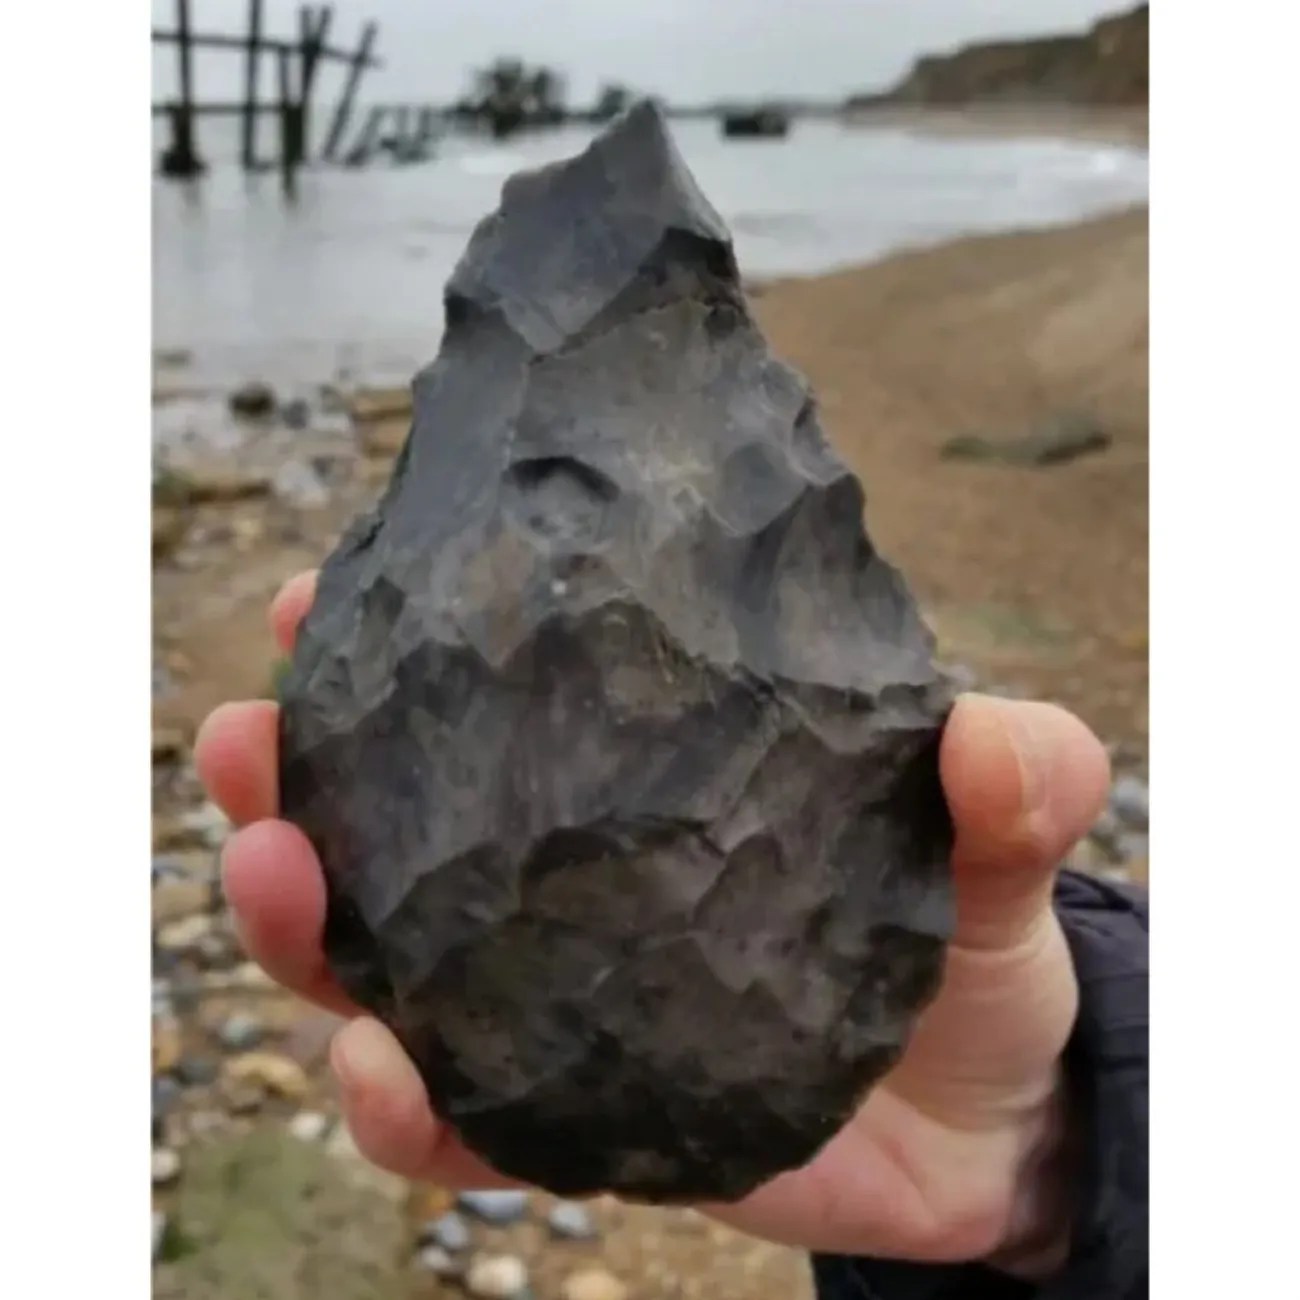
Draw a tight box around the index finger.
[221,817,363,1019]
[195,570,320,826]
[270,570,319,654]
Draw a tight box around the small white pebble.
[467,1253,529,1299]
[151,1147,182,1187]
[547,1200,597,1240]
[180,801,231,845]
[417,1245,464,1278]
[551,579,568,596]
[155,914,214,953]
[288,1110,330,1142]
[562,1267,629,1300]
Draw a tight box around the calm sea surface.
[151,118,1148,387]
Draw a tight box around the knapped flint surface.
[278,100,956,1202]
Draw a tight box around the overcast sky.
[152,0,1127,105]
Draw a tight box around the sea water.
[151,117,1148,387]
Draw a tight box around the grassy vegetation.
[152,1127,405,1300]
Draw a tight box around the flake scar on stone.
[278,99,956,1203]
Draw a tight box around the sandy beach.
[151,197,1148,1298]
[759,203,1149,748]
[154,200,1149,755]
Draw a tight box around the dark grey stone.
[1110,774,1149,830]
[1087,807,1124,860]
[152,978,174,1016]
[281,397,312,429]
[166,971,204,1014]
[152,1075,182,1141]
[151,855,187,883]
[194,930,236,968]
[216,1012,264,1052]
[175,1054,220,1087]
[152,663,176,700]
[278,100,955,1203]
[150,947,182,980]
[152,1209,168,1262]
[1117,831,1149,863]
[229,380,276,419]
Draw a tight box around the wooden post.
[168,0,203,175]
[297,5,333,160]
[390,105,410,156]
[160,103,205,178]
[276,46,303,194]
[176,0,195,118]
[412,105,439,155]
[392,106,438,163]
[341,105,384,166]
[321,20,376,161]
[241,0,263,170]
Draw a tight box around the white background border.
[1147,0,1300,1289]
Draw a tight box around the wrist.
[983,1069,1077,1282]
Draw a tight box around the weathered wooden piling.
[276,46,305,193]
[297,5,333,159]
[341,105,385,167]
[152,5,389,182]
[241,0,263,168]
[322,21,377,161]
[412,105,442,156]
[387,105,411,154]
[176,0,196,129]
[161,0,205,177]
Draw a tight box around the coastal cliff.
[851,4,1148,108]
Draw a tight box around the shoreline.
[841,103,1149,150]
[153,206,1149,752]
[155,198,1150,400]
[152,112,1147,395]
[746,195,1147,299]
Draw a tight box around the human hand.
[196,570,1109,1268]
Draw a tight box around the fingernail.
[1003,704,1053,817]
[332,1019,396,1090]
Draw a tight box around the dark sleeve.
[811,869,1149,1300]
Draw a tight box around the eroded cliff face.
[862,4,1148,107]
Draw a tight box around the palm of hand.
[719,911,1079,1261]
[195,571,1106,1266]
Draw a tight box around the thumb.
[939,695,1111,949]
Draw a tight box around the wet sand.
[757,204,1149,748]
[153,202,1148,750]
